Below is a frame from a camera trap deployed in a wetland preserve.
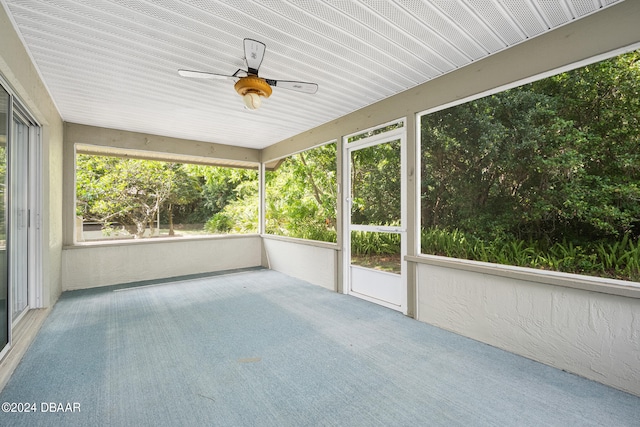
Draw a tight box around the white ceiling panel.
[2,0,622,149]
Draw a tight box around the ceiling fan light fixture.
[234,76,272,110]
[242,92,262,110]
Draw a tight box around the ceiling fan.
[178,38,318,110]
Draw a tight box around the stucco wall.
[415,260,640,396]
[263,236,338,291]
[62,235,262,290]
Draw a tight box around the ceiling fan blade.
[178,69,235,80]
[264,79,319,94]
[244,38,266,75]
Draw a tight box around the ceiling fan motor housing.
[234,76,272,98]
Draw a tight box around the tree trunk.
[168,204,174,236]
[135,220,146,239]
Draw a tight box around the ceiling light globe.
[243,92,261,110]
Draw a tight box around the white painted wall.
[415,260,640,396]
[263,236,338,291]
[62,235,262,290]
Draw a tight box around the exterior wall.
[62,235,262,290]
[414,259,640,396]
[263,236,338,291]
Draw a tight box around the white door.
[344,123,406,313]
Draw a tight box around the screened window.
[75,154,258,241]
[265,142,337,243]
[419,50,640,282]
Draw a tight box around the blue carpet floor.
[1,268,639,426]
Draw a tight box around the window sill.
[65,233,261,249]
[406,254,640,299]
[261,234,339,250]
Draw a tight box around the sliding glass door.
[0,79,40,358]
[0,86,8,353]
[10,114,29,323]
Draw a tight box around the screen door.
[345,124,406,312]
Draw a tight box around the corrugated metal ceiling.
[2,0,622,149]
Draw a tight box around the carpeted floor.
[1,268,639,426]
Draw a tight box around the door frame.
[342,119,407,314]
[9,105,42,325]
[9,111,31,325]
[0,75,43,360]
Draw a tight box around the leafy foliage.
[76,155,257,238]
[264,143,337,242]
[421,228,640,282]
[351,140,401,226]
[351,231,400,255]
[421,50,640,281]
[76,156,198,238]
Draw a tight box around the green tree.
[350,140,401,226]
[532,51,640,239]
[422,50,640,245]
[77,155,199,238]
[265,143,337,241]
[163,163,201,235]
[202,166,259,234]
